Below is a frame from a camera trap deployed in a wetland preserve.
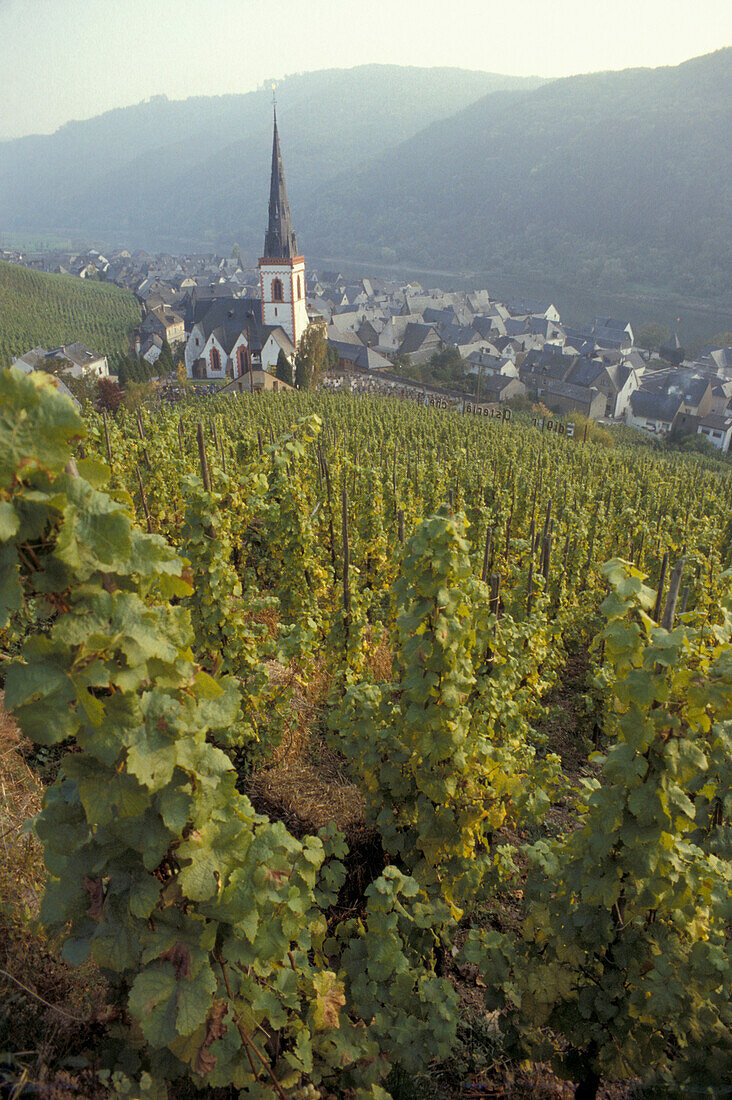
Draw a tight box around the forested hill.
[306,49,732,303]
[0,261,140,367]
[0,65,539,252]
[1,53,729,304]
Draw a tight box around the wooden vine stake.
[102,409,113,466]
[322,452,336,568]
[135,466,153,533]
[652,551,669,623]
[541,533,552,582]
[489,573,501,616]
[481,527,492,584]
[342,481,351,627]
[661,557,685,630]
[196,421,212,492]
[136,409,152,470]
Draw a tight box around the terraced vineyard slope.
[0,260,140,367]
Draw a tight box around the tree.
[326,343,340,372]
[275,348,292,385]
[123,380,154,411]
[294,326,327,390]
[157,339,174,376]
[635,322,669,353]
[95,377,124,412]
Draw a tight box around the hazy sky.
[0,0,730,140]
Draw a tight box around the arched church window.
[210,347,221,372]
[237,346,249,375]
[272,278,283,302]
[297,276,302,298]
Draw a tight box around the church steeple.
[259,104,308,351]
[263,107,298,260]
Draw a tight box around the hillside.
[306,49,732,303]
[0,261,141,367]
[0,65,540,253]
[1,54,728,304]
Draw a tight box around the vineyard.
[1,368,731,1099]
[0,260,141,367]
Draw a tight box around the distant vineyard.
[0,259,140,366]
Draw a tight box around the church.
[185,110,308,382]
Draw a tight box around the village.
[4,107,732,452]
[7,239,732,453]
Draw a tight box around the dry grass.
[366,630,394,683]
[249,758,366,838]
[0,694,108,1095]
[0,693,44,921]
[254,656,370,839]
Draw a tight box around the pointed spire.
[263,105,298,259]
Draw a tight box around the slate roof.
[194,296,293,357]
[629,390,684,422]
[439,323,481,347]
[536,378,601,402]
[12,346,49,370]
[399,323,441,355]
[423,307,459,327]
[699,413,732,431]
[565,358,609,388]
[466,351,509,373]
[196,297,262,341]
[472,316,504,339]
[48,341,104,367]
[479,374,523,396]
[329,340,392,371]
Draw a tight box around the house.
[139,334,164,366]
[438,323,483,356]
[11,346,51,372]
[535,378,607,420]
[476,374,526,403]
[507,299,561,323]
[695,347,732,378]
[328,340,392,372]
[376,314,424,355]
[397,323,443,365]
[706,381,732,413]
[356,319,380,348]
[216,370,294,396]
[141,305,186,346]
[8,356,80,408]
[625,391,684,435]
[466,349,518,378]
[592,317,634,350]
[696,414,732,452]
[45,342,109,379]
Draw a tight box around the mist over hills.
[1,53,730,306]
[306,50,732,303]
[0,65,538,251]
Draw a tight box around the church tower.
[258,108,308,349]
